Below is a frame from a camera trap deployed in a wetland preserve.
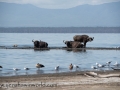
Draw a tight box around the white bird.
[106,61,112,66]
[91,65,97,69]
[99,64,106,68]
[74,65,79,70]
[96,63,99,66]
[13,68,20,71]
[55,65,59,71]
[114,61,120,67]
[24,67,30,71]
[96,63,106,68]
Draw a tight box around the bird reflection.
[24,67,30,76]
[36,69,44,74]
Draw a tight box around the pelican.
[69,63,73,70]
[36,63,45,69]
[55,65,59,71]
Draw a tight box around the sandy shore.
[0,71,120,90]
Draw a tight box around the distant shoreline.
[0,27,120,33]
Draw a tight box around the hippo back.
[39,41,48,48]
[73,35,89,42]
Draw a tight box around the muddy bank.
[0,71,120,90]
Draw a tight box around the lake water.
[0,33,120,76]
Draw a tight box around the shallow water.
[0,33,120,47]
[0,33,120,76]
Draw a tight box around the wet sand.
[0,70,120,90]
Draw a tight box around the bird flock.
[0,63,80,73]
[0,63,45,72]
[91,61,120,70]
[0,61,120,75]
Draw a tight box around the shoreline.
[0,70,120,90]
[0,70,119,78]
[0,46,120,50]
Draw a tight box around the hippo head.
[32,40,39,48]
[87,37,94,42]
[63,40,71,47]
[63,40,70,45]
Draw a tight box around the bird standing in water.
[106,61,112,66]
[24,67,30,71]
[36,63,45,70]
[55,65,59,71]
[74,65,80,70]
[69,63,73,70]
